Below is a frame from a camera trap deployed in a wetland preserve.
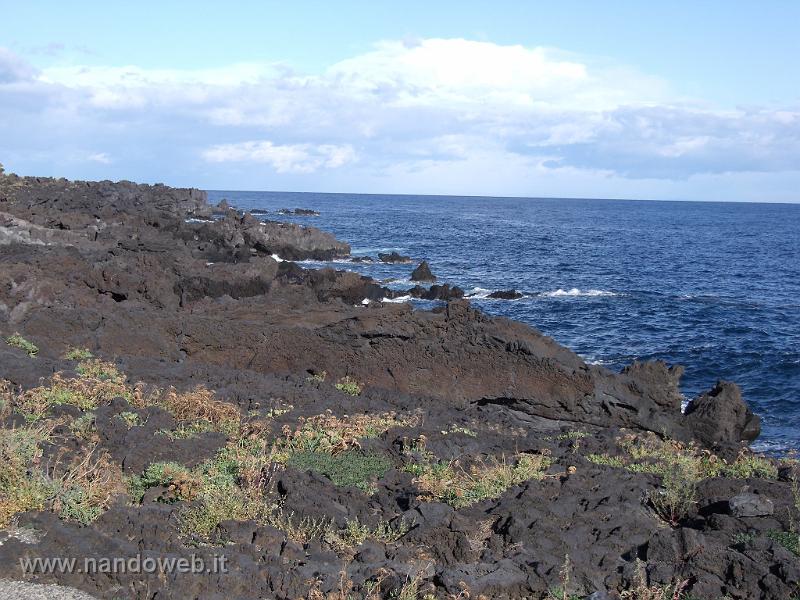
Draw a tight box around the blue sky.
[1,1,799,201]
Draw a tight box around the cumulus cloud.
[0,40,798,199]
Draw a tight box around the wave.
[382,295,412,303]
[539,288,617,298]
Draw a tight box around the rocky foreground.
[0,172,797,600]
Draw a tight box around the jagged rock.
[685,381,761,452]
[487,289,523,299]
[410,260,436,282]
[378,251,412,263]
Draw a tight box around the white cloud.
[1,40,799,200]
[87,152,111,164]
[203,141,356,173]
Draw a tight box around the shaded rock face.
[0,174,787,600]
[685,381,761,454]
[410,260,436,282]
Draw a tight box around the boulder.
[410,260,436,282]
[685,381,761,452]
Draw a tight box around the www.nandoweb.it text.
[18,553,229,575]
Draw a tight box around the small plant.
[620,559,691,600]
[0,423,54,526]
[547,554,581,600]
[117,411,141,428]
[731,531,756,547]
[51,446,125,526]
[128,461,203,504]
[63,347,94,361]
[767,530,800,556]
[442,424,477,437]
[288,450,393,493]
[276,410,417,456]
[69,412,97,440]
[306,371,327,383]
[6,333,38,357]
[407,452,551,509]
[648,463,697,526]
[335,376,362,396]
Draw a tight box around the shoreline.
[0,172,798,599]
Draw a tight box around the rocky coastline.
[0,172,797,599]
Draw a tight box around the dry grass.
[0,423,54,526]
[1,423,125,527]
[276,410,419,456]
[49,444,126,525]
[136,385,241,436]
[407,451,551,509]
[620,560,691,600]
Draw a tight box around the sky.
[1,1,799,202]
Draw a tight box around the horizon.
[1,1,799,203]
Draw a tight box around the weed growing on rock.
[6,333,38,357]
[767,530,800,556]
[588,435,778,480]
[406,450,550,509]
[50,446,125,525]
[128,461,202,504]
[69,412,98,441]
[288,450,392,493]
[63,347,94,361]
[335,376,363,396]
[620,559,691,600]
[276,410,418,456]
[14,371,131,419]
[0,423,53,526]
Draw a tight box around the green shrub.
[335,376,362,396]
[6,333,38,357]
[288,450,392,493]
[63,348,94,361]
[768,530,800,556]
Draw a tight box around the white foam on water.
[184,217,214,224]
[270,254,285,262]
[382,295,412,303]
[465,287,492,299]
[539,288,617,298]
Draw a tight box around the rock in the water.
[685,381,761,451]
[729,493,774,517]
[378,251,412,263]
[410,260,436,282]
[487,289,523,299]
[406,284,464,301]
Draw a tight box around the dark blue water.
[208,190,800,453]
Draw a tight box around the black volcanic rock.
[488,289,523,299]
[378,251,412,263]
[410,260,436,282]
[685,380,761,455]
[0,172,788,600]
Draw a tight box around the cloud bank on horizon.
[1,39,799,202]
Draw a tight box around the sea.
[207,190,800,454]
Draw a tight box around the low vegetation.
[334,376,363,396]
[0,422,123,527]
[587,434,779,525]
[6,333,39,357]
[288,450,392,493]
[405,440,551,509]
